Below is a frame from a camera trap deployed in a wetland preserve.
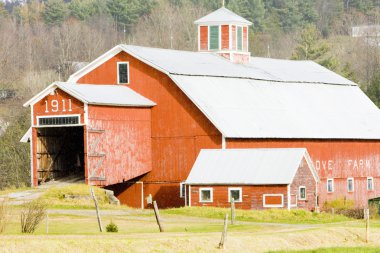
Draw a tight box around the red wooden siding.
[227,139,380,207]
[290,157,317,210]
[190,185,288,209]
[221,25,229,50]
[243,26,248,51]
[87,105,152,186]
[78,51,222,207]
[32,88,84,126]
[199,26,208,51]
[264,195,283,205]
[231,25,236,50]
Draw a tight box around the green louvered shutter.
[209,26,219,50]
[237,26,242,51]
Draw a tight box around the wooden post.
[364,208,370,243]
[90,188,103,232]
[153,201,164,232]
[231,198,235,225]
[46,211,49,234]
[219,213,229,249]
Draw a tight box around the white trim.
[218,25,222,50]
[194,21,252,26]
[199,187,213,203]
[85,125,90,185]
[327,178,334,193]
[117,61,130,85]
[299,186,306,200]
[367,177,374,191]
[189,185,192,207]
[222,135,226,149]
[84,103,88,125]
[228,187,242,202]
[30,106,34,186]
[287,185,290,210]
[347,177,354,192]
[184,183,187,206]
[263,194,284,208]
[36,114,81,127]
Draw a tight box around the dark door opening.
[36,126,84,184]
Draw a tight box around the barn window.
[347,178,354,192]
[179,182,185,198]
[237,26,243,50]
[367,177,374,191]
[228,187,242,202]
[117,62,129,84]
[327,178,334,193]
[209,25,219,50]
[263,194,284,208]
[199,188,213,203]
[299,186,306,200]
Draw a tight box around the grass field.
[0,185,380,252]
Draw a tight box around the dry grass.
[20,200,46,233]
[0,198,10,233]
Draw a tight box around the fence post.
[219,213,229,249]
[364,208,370,243]
[153,200,164,232]
[90,188,103,232]
[231,198,235,225]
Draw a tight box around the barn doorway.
[36,126,85,184]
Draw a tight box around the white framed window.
[299,186,306,200]
[263,194,284,208]
[179,182,185,198]
[367,177,374,191]
[327,178,334,193]
[228,187,242,203]
[199,188,213,203]
[347,178,354,192]
[117,62,129,84]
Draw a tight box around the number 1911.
[45,99,72,113]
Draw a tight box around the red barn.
[23,7,380,209]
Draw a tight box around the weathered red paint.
[231,25,236,50]
[243,26,248,51]
[227,139,380,207]
[221,25,229,50]
[199,26,208,51]
[77,51,222,207]
[87,105,152,186]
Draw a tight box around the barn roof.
[185,148,318,185]
[24,82,156,107]
[171,75,380,139]
[67,44,380,139]
[194,7,252,25]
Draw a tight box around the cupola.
[194,7,252,64]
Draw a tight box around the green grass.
[0,186,32,196]
[270,247,380,253]
[163,207,350,224]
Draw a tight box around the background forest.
[0,0,380,188]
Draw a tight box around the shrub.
[106,220,118,233]
[0,199,9,233]
[20,200,46,233]
[323,198,364,219]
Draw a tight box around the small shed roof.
[24,82,156,107]
[185,148,318,185]
[194,7,252,25]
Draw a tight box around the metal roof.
[24,82,156,107]
[119,45,355,85]
[194,7,252,25]
[171,75,380,139]
[185,148,313,185]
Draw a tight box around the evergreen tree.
[43,0,68,25]
[69,0,98,21]
[366,70,380,108]
[228,0,265,31]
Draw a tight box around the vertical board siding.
[87,105,152,186]
[290,157,317,210]
[190,185,288,210]
[77,51,222,207]
[200,26,208,51]
[227,139,380,207]
[209,25,219,50]
[221,25,229,50]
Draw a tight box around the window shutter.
[209,26,219,50]
[237,26,242,51]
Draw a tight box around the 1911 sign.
[44,99,72,113]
